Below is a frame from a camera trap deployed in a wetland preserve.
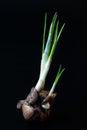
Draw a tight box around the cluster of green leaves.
[42,12,65,59]
[42,12,65,92]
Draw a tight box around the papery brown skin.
[17,87,56,121]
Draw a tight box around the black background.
[0,0,87,129]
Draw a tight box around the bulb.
[22,104,34,120]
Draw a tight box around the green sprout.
[35,12,65,98]
[42,65,65,109]
[49,65,65,96]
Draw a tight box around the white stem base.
[35,78,45,92]
[35,58,51,92]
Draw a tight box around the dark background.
[0,0,87,129]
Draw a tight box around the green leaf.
[49,23,65,60]
[42,13,47,55]
[49,65,65,95]
[57,23,65,42]
[53,21,59,44]
[44,12,57,56]
[54,65,65,85]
